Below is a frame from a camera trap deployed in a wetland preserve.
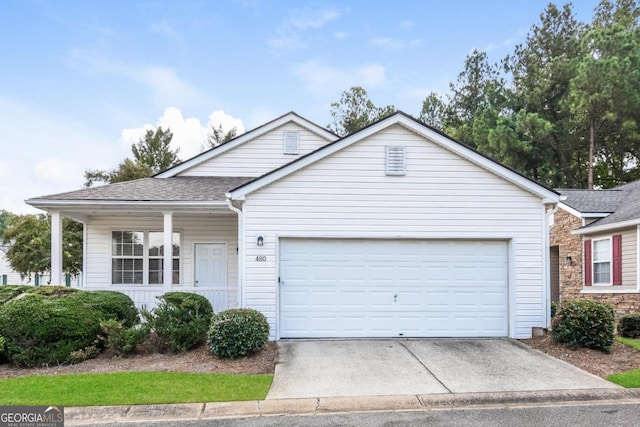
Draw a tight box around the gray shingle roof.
[559,181,640,229]
[558,189,626,213]
[28,176,255,203]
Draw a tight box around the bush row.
[0,287,269,366]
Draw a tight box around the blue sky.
[0,0,601,214]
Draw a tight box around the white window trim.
[592,236,612,287]
[110,230,182,286]
[148,231,181,285]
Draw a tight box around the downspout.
[544,202,560,330]
[226,196,244,308]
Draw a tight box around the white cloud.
[64,48,201,106]
[121,107,246,161]
[33,158,81,186]
[268,7,342,52]
[369,37,422,50]
[208,110,245,135]
[289,7,340,29]
[294,61,387,95]
[399,20,414,31]
[334,31,349,40]
[0,160,10,180]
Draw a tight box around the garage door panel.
[280,239,508,338]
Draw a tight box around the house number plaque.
[255,256,267,262]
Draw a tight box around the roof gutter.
[25,199,229,208]
[572,217,640,235]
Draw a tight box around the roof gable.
[157,112,336,178]
[228,112,560,203]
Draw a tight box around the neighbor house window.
[584,235,622,287]
[592,238,611,285]
[112,231,180,285]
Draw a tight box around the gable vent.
[386,146,406,176]
[283,131,300,155]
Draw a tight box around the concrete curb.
[64,388,640,425]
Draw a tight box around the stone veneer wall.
[550,208,640,318]
[549,208,583,300]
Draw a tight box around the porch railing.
[85,286,233,313]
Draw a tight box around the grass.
[616,336,640,351]
[607,369,640,388]
[0,372,273,406]
[606,337,640,387]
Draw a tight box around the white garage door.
[279,239,508,338]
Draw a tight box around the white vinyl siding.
[85,215,238,310]
[241,124,547,339]
[178,123,329,177]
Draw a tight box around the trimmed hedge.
[618,313,640,338]
[0,285,32,306]
[208,308,269,359]
[0,287,140,366]
[551,299,615,352]
[0,293,103,367]
[142,292,213,353]
[69,290,139,327]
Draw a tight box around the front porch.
[49,209,240,313]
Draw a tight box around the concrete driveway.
[266,339,618,399]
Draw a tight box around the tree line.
[330,0,640,190]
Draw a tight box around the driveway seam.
[399,341,452,394]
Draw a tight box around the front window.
[112,231,143,284]
[112,231,180,285]
[593,238,611,285]
[148,232,180,285]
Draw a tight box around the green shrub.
[551,299,615,352]
[69,290,139,327]
[141,292,213,353]
[0,336,6,363]
[0,285,32,306]
[0,293,103,367]
[208,308,269,359]
[28,285,79,298]
[100,319,149,357]
[617,313,640,338]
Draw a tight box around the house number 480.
[255,256,267,262]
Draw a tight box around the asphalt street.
[88,401,640,427]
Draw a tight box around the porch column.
[50,210,63,285]
[163,212,173,292]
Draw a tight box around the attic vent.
[283,131,300,155]
[386,146,406,176]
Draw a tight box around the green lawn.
[616,336,640,351]
[607,369,640,388]
[606,337,640,387]
[0,372,273,406]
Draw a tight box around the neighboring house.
[27,112,560,339]
[0,245,28,285]
[550,181,640,316]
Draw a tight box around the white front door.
[195,243,226,287]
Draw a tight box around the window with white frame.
[592,238,611,285]
[148,232,180,285]
[111,231,180,285]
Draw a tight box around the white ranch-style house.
[27,112,560,339]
